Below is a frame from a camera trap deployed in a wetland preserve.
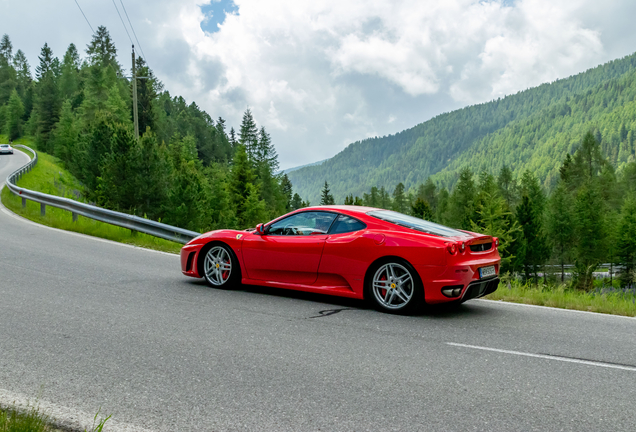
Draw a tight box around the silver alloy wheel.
[204,246,232,286]
[372,263,415,310]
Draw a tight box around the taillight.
[446,242,457,255]
[459,242,465,253]
[493,237,499,248]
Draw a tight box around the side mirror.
[256,223,265,235]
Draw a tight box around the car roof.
[300,205,380,216]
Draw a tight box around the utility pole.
[131,45,139,140]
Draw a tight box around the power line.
[111,0,133,46]
[73,0,95,34]
[119,0,148,63]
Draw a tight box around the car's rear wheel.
[202,244,240,288]
[368,259,424,314]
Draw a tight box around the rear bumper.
[460,277,499,302]
[417,259,500,304]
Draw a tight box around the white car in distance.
[0,144,14,155]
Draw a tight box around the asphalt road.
[1,152,635,431]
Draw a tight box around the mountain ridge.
[288,52,636,204]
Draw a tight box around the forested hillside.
[289,53,636,204]
[0,29,298,232]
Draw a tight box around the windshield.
[367,210,468,237]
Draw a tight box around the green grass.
[1,137,182,254]
[485,275,636,317]
[0,405,110,432]
[0,406,52,432]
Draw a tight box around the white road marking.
[475,299,636,321]
[447,342,636,372]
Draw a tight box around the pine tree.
[12,49,31,116]
[163,135,210,230]
[378,186,391,209]
[418,178,438,213]
[239,108,258,161]
[572,131,606,183]
[497,165,518,208]
[134,131,171,220]
[34,42,61,152]
[86,26,119,71]
[255,126,278,172]
[411,197,433,220]
[51,99,78,168]
[448,167,476,229]
[59,43,81,105]
[280,174,293,211]
[546,182,575,282]
[0,52,16,108]
[363,186,380,207]
[435,188,450,224]
[229,144,260,227]
[134,56,157,133]
[214,117,232,161]
[4,89,24,140]
[573,182,606,289]
[83,112,116,192]
[290,193,303,210]
[392,182,408,213]
[229,127,237,150]
[320,181,335,205]
[96,123,141,212]
[471,192,520,271]
[106,84,131,125]
[0,34,12,63]
[241,183,268,228]
[617,197,636,287]
[515,194,549,284]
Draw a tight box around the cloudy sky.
[3,0,636,168]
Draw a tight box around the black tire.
[365,258,424,314]
[200,243,241,289]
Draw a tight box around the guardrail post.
[40,203,45,216]
[72,212,78,222]
[22,197,26,208]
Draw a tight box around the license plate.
[479,266,496,278]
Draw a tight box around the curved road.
[1,151,635,431]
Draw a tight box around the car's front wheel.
[202,243,240,288]
[368,259,424,314]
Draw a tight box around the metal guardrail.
[5,145,200,244]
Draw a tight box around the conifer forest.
[1,29,636,290]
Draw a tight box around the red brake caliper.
[380,274,387,298]
[222,260,230,280]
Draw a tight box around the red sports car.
[180,206,501,313]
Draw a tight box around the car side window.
[267,211,337,236]
[329,215,367,234]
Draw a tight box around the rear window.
[367,210,468,237]
[0,145,8,148]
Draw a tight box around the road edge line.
[475,298,636,320]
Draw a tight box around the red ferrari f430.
[180,206,500,313]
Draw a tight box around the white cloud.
[3,0,636,168]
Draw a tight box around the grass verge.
[485,276,636,317]
[1,139,182,254]
[0,406,52,432]
[0,405,109,432]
